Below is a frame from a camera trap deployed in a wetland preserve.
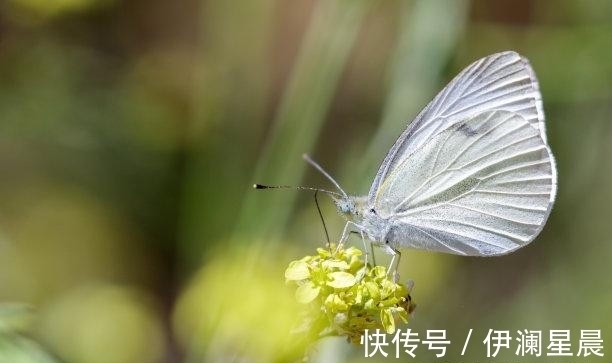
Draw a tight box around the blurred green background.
[0,0,611,362]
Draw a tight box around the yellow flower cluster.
[285,245,415,344]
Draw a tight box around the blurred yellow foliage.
[38,285,165,363]
[8,0,113,17]
[173,243,310,362]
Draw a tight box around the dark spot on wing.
[457,122,478,137]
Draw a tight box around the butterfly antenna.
[253,184,342,198]
[253,184,333,248]
[302,154,348,197]
[314,190,331,246]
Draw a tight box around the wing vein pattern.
[374,110,556,256]
[368,51,548,202]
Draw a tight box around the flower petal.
[322,260,349,270]
[285,260,310,281]
[380,308,395,334]
[295,282,320,304]
[326,272,356,289]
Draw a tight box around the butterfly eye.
[369,208,376,214]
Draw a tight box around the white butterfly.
[311,51,557,258]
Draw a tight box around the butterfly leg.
[337,221,371,266]
[392,249,401,283]
[350,228,372,269]
[338,221,352,249]
[358,228,370,268]
[356,230,379,268]
[383,245,401,282]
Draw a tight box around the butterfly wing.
[374,110,556,256]
[368,51,547,202]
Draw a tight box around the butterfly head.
[332,195,368,222]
